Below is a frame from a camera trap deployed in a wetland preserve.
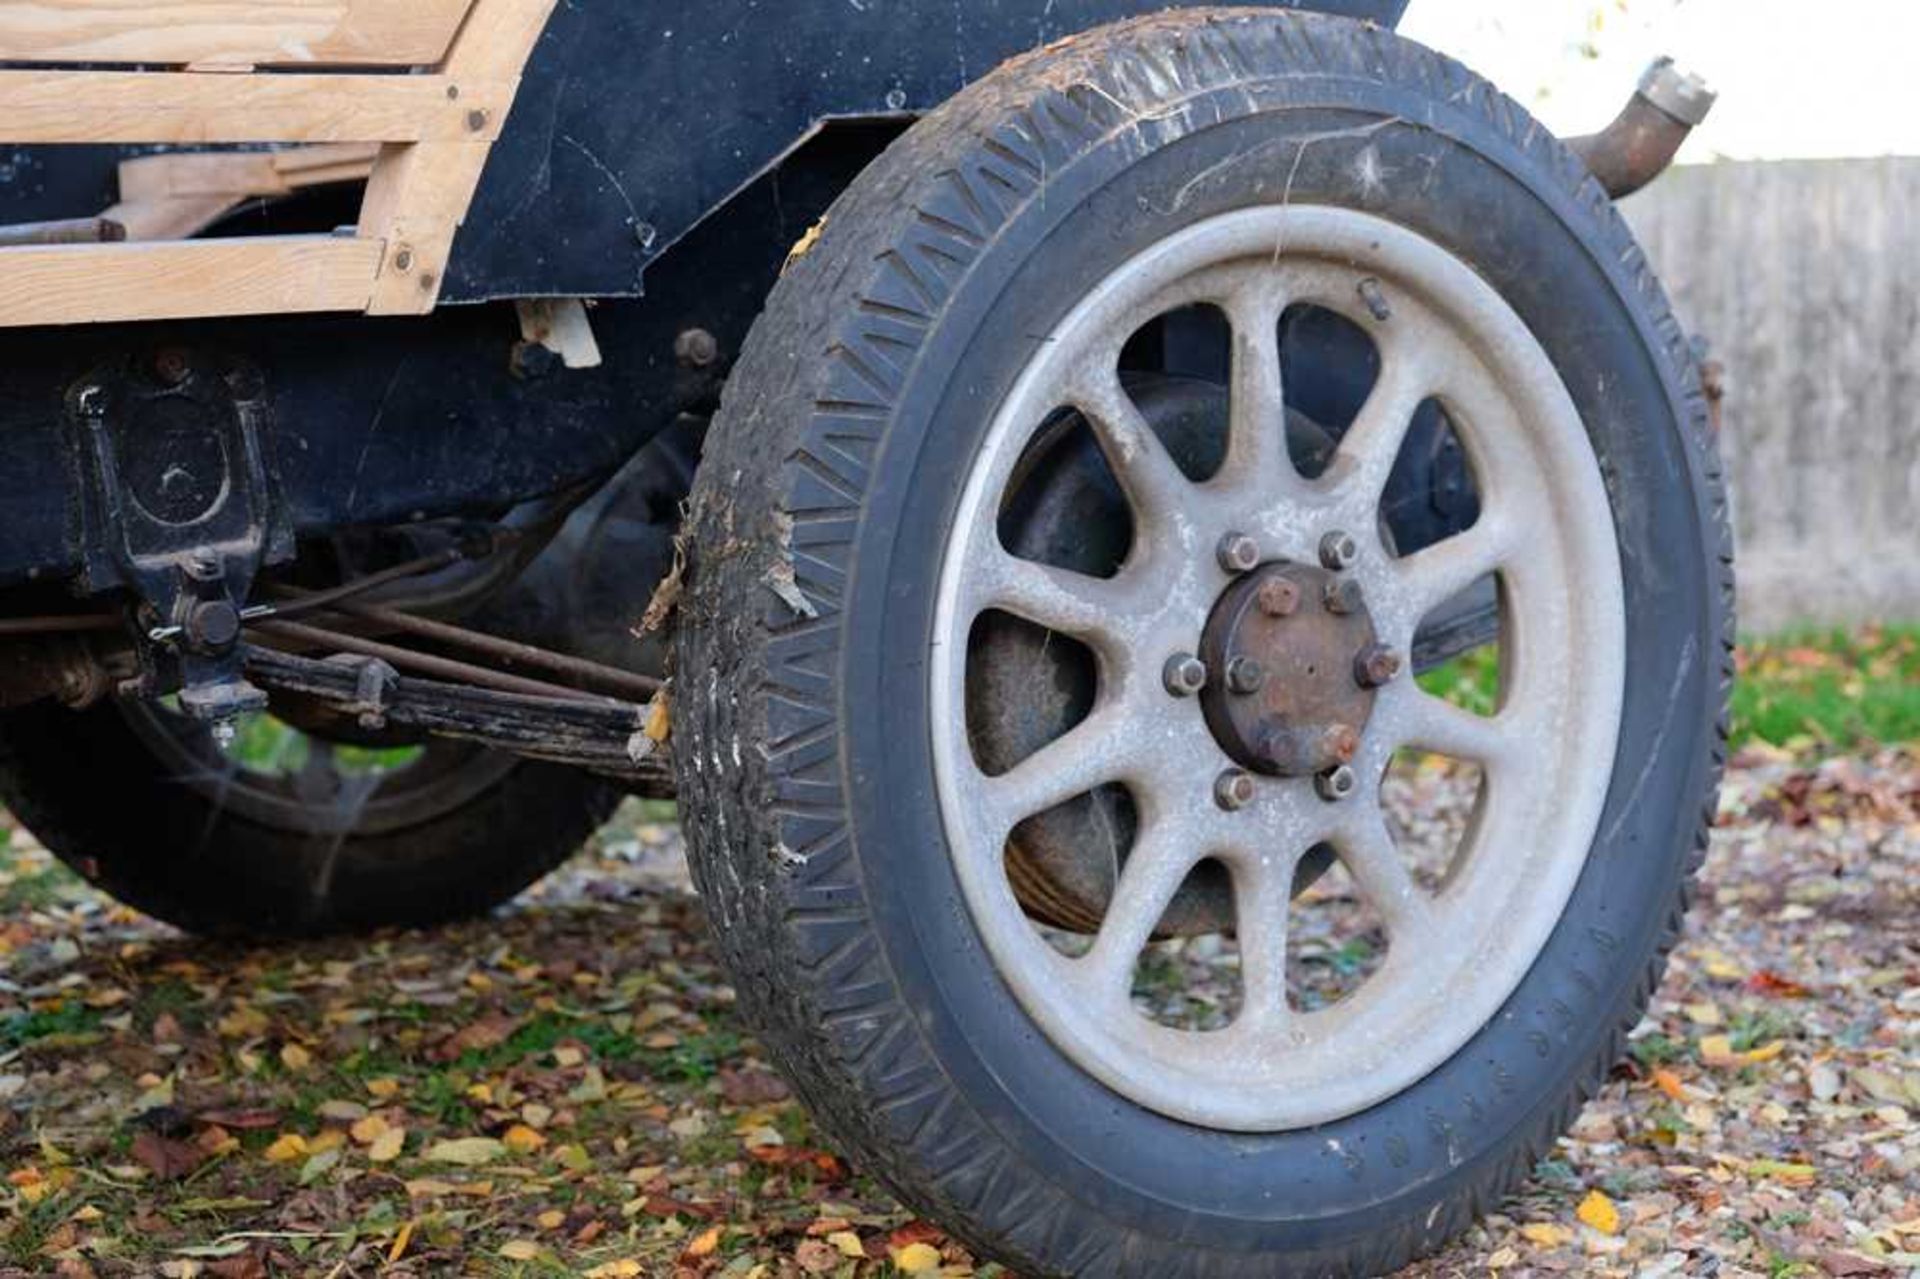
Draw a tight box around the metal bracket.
[66,350,292,723]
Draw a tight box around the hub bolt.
[1225,656,1267,695]
[1214,769,1257,812]
[1162,653,1209,697]
[1217,532,1261,575]
[1319,530,1360,572]
[1353,643,1403,688]
[1256,577,1301,617]
[1314,764,1359,804]
[1324,578,1365,616]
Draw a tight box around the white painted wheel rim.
[929,206,1626,1132]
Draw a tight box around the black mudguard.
[442,0,1406,302]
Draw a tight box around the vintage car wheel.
[674,9,1731,1276]
[0,697,617,937]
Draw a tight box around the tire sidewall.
[812,58,1719,1244]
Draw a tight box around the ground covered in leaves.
[1,747,1915,1277]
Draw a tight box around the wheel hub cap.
[1199,560,1375,778]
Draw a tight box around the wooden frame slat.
[0,236,382,327]
[0,69,507,143]
[0,0,476,68]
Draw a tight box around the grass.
[1419,624,1920,752]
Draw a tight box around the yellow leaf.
[1576,1189,1621,1236]
[365,1077,401,1101]
[388,1218,415,1265]
[350,1115,389,1146]
[583,1262,642,1278]
[503,1124,546,1155]
[1746,1159,1816,1184]
[644,693,672,743]
[685,1226,722,1258]
[216,1006,269,1039]
[279,1043,312,1072]
[536,1209,566,1230]
[827,1230,865,1259]
[1519,1222,1574,1247]
[499,1240,541,1261]
[1743,1040,1785,1064]
[894,1241,942,1272]
[263,1133,309,1163]
[368,1128,406,1163]
[552,1046,585,1068]
[424,1136,505,1166]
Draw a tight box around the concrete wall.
[1622,158,1920,632]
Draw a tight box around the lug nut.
[1353,642,1403,688]
[1214,769,1257,811]
[1217,532,1261,575]
[1256,577,1300,617]
[1225,656,1267,695]
[1319,530,1360,572]
[1324,578,1365,615]
[1314,764,1358,803]
[1163,653,1208,697]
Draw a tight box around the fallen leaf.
[131,1131,207,1181]
[827,1230,866,1259]
[278,1043,311,1072]
[682,1226,722,1260]
[261,1133,308,1163]
[368,1127,406,1163]
[424,1136,505,1166]
[502,1124,545,1154]
[433,1013,522,1062]
[794,1239,840,1274]
[1747,969,1813,998]
[1651,1068,1689,1103]
[894,1240,943,1273]
[1576,1189,1621,1236]
[498,1240,541,1261]
[388,1219,415,1265]
[582,1262,642,1279]
[1519,1221,1574,1247]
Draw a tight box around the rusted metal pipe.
[1566,57,1717,200]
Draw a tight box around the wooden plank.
[0,69,506,143]
[358,0,554,314]
[0,236,382,326]
[0,0,475,68]
[117,143,380,201]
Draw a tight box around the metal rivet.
[1314,764,1358,803]
[392,248,415,273]
[1225,656,1266,695]
[1217,532,1260,574]
[675,328,720,368]
[1214,769,1257,811]
[1319,530,1359,572]
[1162,653,1208,698]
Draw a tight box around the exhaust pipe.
[1567,57,1717,199]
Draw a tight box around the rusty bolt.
[1225,656,1267,696]
[152,348,191,386]
[1324,578,1365,616]
[1162,653,1208,698]
[1319,529,1360,572]
[1214,769,1257,812]
[1217,532,1261,574]
[392,247,415,274]
[1353,643,1403,689]
[465,108,490,133]
[1314,764,1358,803]
[1256,577,1300,617]
[675,328,720,368]
[1357,277,1392,322]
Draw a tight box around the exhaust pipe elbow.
[1566,57,1717,200]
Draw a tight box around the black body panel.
[442,0,1406,302]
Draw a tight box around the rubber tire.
[673,10,1733,1277]
[0,699,618,938]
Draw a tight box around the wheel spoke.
[1220,286,1295,493]
[1230,845,1298,1032]
[1332,805,1437,947]
[1388,513,1516,637]
[1069,373,1193,533]
[1381,687,1519,773]
[1324,343,1432,509]
[977,550,1133,641]
[1080,821,1199,1002]
[980,705,1138,836]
